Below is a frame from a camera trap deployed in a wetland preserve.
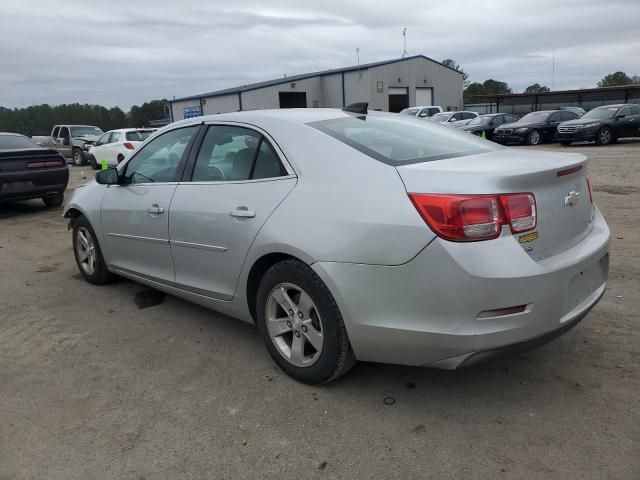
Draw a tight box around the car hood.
[76,135,101,143]
[497,121,543,129]
[559,118,603,126]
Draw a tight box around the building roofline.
[169,54,463,104]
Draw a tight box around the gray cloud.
[1,0,638,109]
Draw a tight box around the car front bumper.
[557,130,598,142]
[493,132,527,143]
[0,167,69,202]
[313,207,610,368]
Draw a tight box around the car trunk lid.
[0,149,66,172]
[396,148,594,260]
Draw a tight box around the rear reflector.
[123,142,135,150]
[26,161,64,168]
[408,193,537,242]
[477,304,528,319]
[557,165,582,177]
[586,175,593,203]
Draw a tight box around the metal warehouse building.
[168,55,464,121]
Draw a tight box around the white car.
[429,111,479,128]
[399,106,443,118]
[88,128,157,169]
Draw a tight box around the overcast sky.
[1,0,639,110]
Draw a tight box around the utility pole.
[552,48,555,90]
[402,28,408,58]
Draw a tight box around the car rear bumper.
[313,206,609,368]
[0,167,69,202]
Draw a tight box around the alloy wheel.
[599,128,611,145]
[265,282,324,367]
[75,226,96,276]
[73,150,83,166]
[528,130,540,145]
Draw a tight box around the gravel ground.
[1,141,639,479]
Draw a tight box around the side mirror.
[96,167,120,185]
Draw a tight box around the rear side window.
[630,106,640,115]
[310,115,498,166]
[126,130,154,141]
[192,125,286,182]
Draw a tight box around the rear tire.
[256,259,356,384]
[72,215,115,285]
[72,148,85,166]
[42,193,64,208]
[526,129,541,145]
[595,127,612,146]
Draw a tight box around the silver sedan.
[64,108,609,384]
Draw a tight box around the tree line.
[442,59,640,103]
[0,100,167,137]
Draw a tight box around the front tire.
[72,215,114,285]
[256,259,356,384]
[42,193,64,208]
[90,155,99,170]
[595,127,612,145]
[526,129,541,145]
[72,148,85,166]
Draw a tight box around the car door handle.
[147,204,164,214]
[229,207,255,218]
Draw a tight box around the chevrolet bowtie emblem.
[564,191,580,207]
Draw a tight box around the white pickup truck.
[33,125,104,166]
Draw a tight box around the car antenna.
[342,102,368,115]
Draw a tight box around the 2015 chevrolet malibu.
[63,108,610,384]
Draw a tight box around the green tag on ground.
[481,130,487,140]
[101,159,108,170]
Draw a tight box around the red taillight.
[408,193,537,242]
[586,175,593,203]
[499,193,536,233]
[124,142,135,150]
[26,160,64,168]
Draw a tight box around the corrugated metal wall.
[202,94,240,115]
[241,77,324,110]
[170,57,464,120]
[367,57,463,111]
[171,99,200,121]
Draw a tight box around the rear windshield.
[517,112,550,123]
[400,108,420,115]
[126,130,155,141]
[310,115,498,166]
[0,135,41,150]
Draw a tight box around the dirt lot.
[1,141,639,480]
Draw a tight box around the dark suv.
[493,110,579,145]
[557,104,640,146]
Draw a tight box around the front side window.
[311,115,498,166]
[124,126,197,184]
[97,133,111,145]
[192,125,286,182]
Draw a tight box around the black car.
[0,133,69,207]
[557,104,640,146]
[458,113,519,140]
[493,110,579,145]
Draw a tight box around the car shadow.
[0,199,57,219]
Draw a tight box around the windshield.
[126,130,155,141]
[0,135,42,150]
[581,107,618,120]
[517,112,550,123]
[400,108,420,116]
[310,115,498,166]
[467,116,492,126]
[70,126,104,137]
[430,113,451,122]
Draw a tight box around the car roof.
[593,104,625,108]
[107,128,158,133]
[0,132,26,137]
